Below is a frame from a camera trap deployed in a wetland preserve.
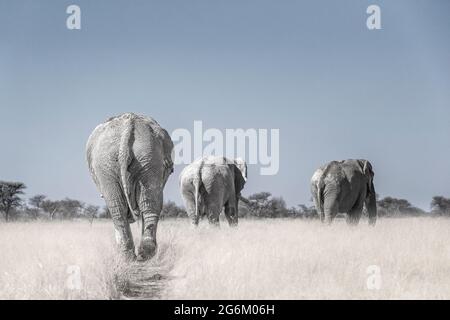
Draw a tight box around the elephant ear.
[364,160,374,178]
[358,159,375,195]
[232,164,246,194]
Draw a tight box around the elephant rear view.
[180,156,247,227]
[86,113,174,260]
[311,159,377,225]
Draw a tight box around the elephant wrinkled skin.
[311,159,377,226]
[180,156,247,227]
[86,113,174,260]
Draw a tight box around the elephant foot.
[190,216,199,228]
[228,221,238,228]
[137,237,157,261]
[119,248,137,262]
[207,217,220,227]
[346,216,360,226]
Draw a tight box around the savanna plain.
[0,218,449,300]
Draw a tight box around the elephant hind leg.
[323,195,338,225]
[224,200,238,227]
[346,196,365,226]
[182,189,200,227]
[207,210,220,226]
[346,210,362,225]
[103,183,135,260]
[205,204,221,227]
[136,188,163,261]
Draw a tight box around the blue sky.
[0,0,449,210]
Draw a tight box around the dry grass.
[0,218,449,299]
[0,221,121,299]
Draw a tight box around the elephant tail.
[316,182,324,215]
[193,174,201,220]
[192,160,205,220]
[315,172,326,217]
[119,117,139,221]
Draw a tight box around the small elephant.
[86,113,174,260]
[311,159,377,225]
[180,156,247,227]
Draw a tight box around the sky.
[0,0,449,210]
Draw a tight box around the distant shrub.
[160,201,188,219]
[241,192,317,219]
[377,196,427,217]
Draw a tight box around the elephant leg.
[103,184,135,260]
[183,190,199,227]
[204,196,221,227]
[320,212,325,222]
[365,192,377,226]
[191,213,200,227]
[207,211,220,226]
[206,204,221,227]
[323,194,338,225]
[312,192,324,222]
[346,194,365,226]
[346,208,362,225]
[137,190,163,261]
[224,199,238,227]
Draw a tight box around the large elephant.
[180,156,247,227]
[86,113,174,260]
[311,159,377,225]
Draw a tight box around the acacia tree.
[57,198,84,219]
[247,192,272,217]
[27,194,47,219]
[377,197,426,217]
[0,181,26,222]
[41,199,60,220]
[160,201,187,219]
[29,194,46,210]
[84,204,99,225]
[245,192,291,218]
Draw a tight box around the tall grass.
[0,218,449,299]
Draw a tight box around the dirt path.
[116,263,168,299]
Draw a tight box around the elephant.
[86,113,174,260]
[311,159,377,225]
[179,156,247,227]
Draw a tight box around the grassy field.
[0,217,449,299]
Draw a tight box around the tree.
[29,194,46,210]
[430,196,450,216]
[247,192,272,217]
[41,199,60,220]
[295,204,318,219]
[84,204,100,225]
[377,196,426,217]
[0,181,26,222]
[56,198,84,219]
[27,194,47,219]
[248,192,272,203]
[267,196,288,218]
[161,201,187,219]
[245,192,290,218]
